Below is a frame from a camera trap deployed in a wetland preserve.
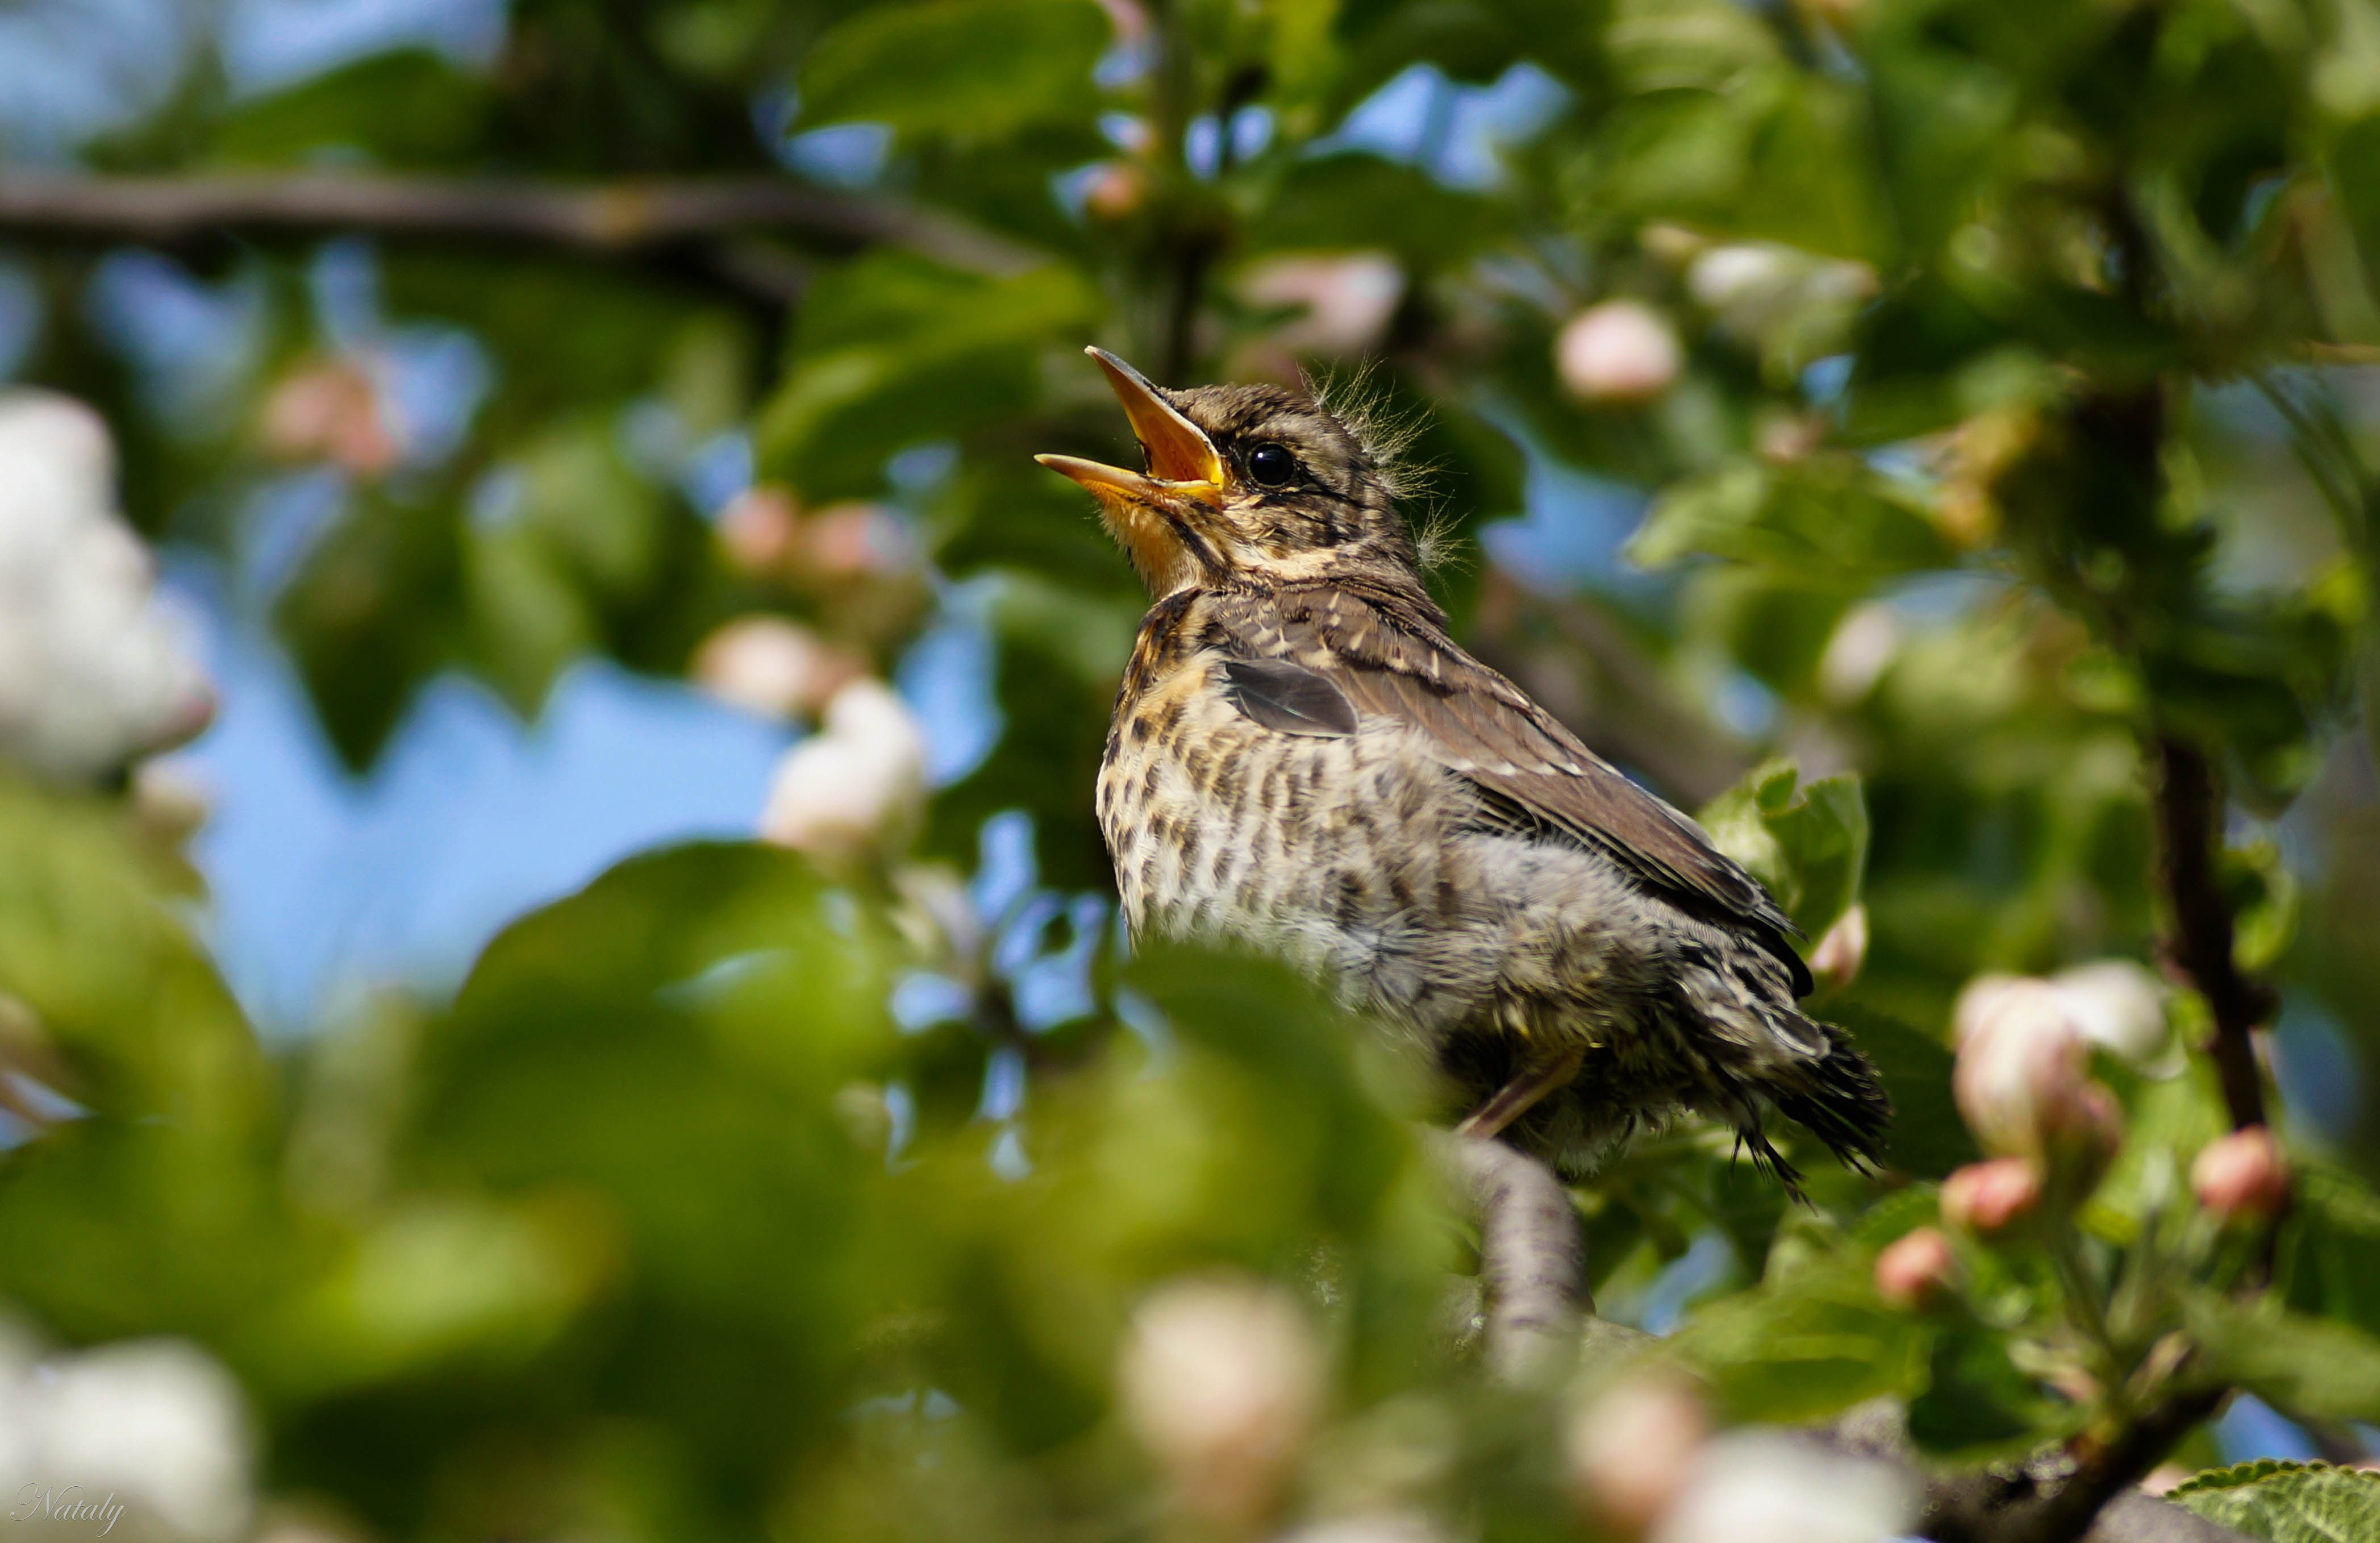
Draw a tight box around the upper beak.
[1036,347,1224,503]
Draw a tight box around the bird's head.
[1037,348,1418,596]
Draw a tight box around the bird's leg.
[1454,1044,1585,1141]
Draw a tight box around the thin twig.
[0,172,1041,285]
[2150,737,2273,1132]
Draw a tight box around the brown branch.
[1436,1134,1588,1384]
[0,171,1041,288]
[1901,1386,2230,1543]
[2150,736,2274,1131]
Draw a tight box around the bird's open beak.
[1036,348,1224,505]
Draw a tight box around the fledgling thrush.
[1037,350,1890,1191]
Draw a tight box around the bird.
[1036,347,1889,1193]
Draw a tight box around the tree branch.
[1436,1134,1587,1384]
[0,171,1041,292]
[2150,735,2274,1131]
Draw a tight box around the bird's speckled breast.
[1099,618,1527,1029]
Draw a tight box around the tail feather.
[1768,1021,1893,1175]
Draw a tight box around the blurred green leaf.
[760,255,1097,497]
[2185,1292,2380,1422]
[1668,1257,1927,1422]
[798,0,1110,140]
[1907,1324,2057,1459]
[1629,456,1955,584]
[209,50,490,166]
[276,488,466,770]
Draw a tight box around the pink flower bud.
[1564,1370,1708,1534]
[1940,1158,2042,1238]
[2191,1125,2290,1224]
[1555,301,1682,404]
[716,485,801,575]
[1118,1276,1323,1528]
[1874,1226,1956,1309]
[1808,903,1868,992]
[801,501,912,579]
[1083,160,1147,220]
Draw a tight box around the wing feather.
[1209,585,1808,989]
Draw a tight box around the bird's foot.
[1454,1045,1585,1141]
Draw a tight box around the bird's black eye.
[1245,443,1297,488]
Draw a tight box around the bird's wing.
[1209,585,1807,985]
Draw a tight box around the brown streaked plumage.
[1037,348,1889,1192]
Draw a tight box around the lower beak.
[1032,453,1221,505]
[1036,347,1224,504]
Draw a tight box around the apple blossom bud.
[1953,979,2110,1167]
[716,485,801,575]
[260,358,398,475]
[802,501,912,578]
[1940,1158,2043,1238]
[132,758,212,845]
[1083,160,1147,220]
[1564,1370,1707,1534]
[1118,1276,1323,1528]
[1874,1226,1956,1309]
[2191,1125,2290,1224]
[691,615,862,721]
[758,679,927,863]
[1556,301,1682,403]
[1808,902,1868,992]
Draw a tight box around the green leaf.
[1668,1258,1927,1422]
[1698,758,1869,936]
[1629,456,1955,583]
[208,49,489,167]
[276,487,465,770]
[2169,1461,2380,1543]
[2281,1166,2380,1343]
[1907,1326,2059,1459]
[758,255,1096,497]
[798,0,1110,140]
[2185,1294,2380,1423]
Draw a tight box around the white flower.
[1651,1430,1914,1543]
[1118,1275,1324,1527]
[1555,301,1682,402]
[2049,960,2172,1069]
[0,1335,253,1542]
[0,390,215,785]
[692,615,861,721]
[1953,964,2173,1071]
[758,679,927,862]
